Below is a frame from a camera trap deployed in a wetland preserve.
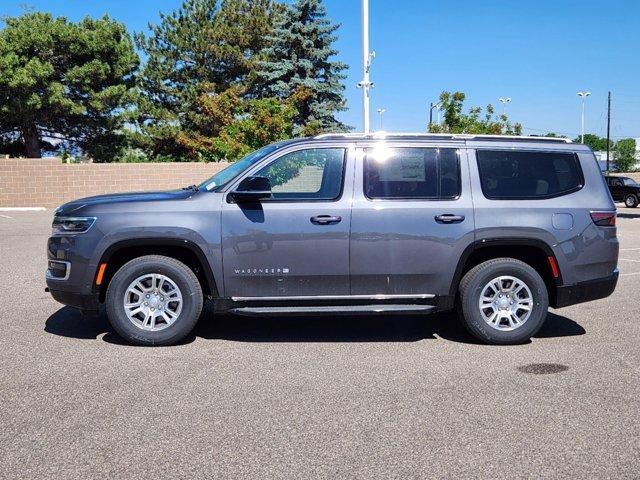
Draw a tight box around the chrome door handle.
[311,215,342,225]
[435,214,465,224]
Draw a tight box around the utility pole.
[606,91,611,172]
[357,0,374,134]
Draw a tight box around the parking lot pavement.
[1,210,638,480]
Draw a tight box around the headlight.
[52,216,96,234]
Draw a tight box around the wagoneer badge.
[234,267,290,276]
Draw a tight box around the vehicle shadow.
[45,304,585,346]
[44,306,132,346]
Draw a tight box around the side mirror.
[229,176,272,202]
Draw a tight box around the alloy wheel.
[123,273,183,331]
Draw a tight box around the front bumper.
[554,270,619,308]
[46,233,102,313]
[47,288,99,312]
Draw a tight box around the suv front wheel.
[106,255,204,346]
[458,258,549,345]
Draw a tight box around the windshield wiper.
[182,185,199,191]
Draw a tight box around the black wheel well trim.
[448,238,562,297]
[94,237,218,298]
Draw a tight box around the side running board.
[230,304,436,316]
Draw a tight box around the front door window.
[254,148,346,201]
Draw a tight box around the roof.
[313,132,573,144]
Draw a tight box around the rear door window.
[476,150,583,200]
[364,147,460,199]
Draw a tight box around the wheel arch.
[95,238,218,302]
[449,238,562,307]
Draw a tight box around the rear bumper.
[553,270,619,308]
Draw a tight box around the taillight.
[590,211,616,227]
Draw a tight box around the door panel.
[221,146,354,298]
[349,144,475,296]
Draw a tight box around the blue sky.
[3,0,640,138]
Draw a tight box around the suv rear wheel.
[106,255,203,346]
[458,258,549,345]
[624,194,638,208]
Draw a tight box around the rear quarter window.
[476,150,584,200]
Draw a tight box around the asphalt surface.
[1,209,638,479]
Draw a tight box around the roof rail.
[314,132,572,144]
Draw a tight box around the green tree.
[573,133,611,151]
[428,91,522,135]
[135,0,284,160]
[252,0,349,134]
[614,138,637,172]
[0,12,139,159]
[175,86,296,161]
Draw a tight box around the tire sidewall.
[106,258,202,346]
[461,261,548,344]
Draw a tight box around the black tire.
[624,194,638,208]
[105,255,203,346]
[457,258,549,345]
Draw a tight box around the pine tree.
[134,0,284,159]
[252,0,349,134]
[0,13,139,159]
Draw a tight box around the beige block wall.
[612,173,640,182]
[0,158,230,207]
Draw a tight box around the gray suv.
[46,134,619,346]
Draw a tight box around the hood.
[56,189,196,215]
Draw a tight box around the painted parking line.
[620,247,640,251]
[619,258,640,263]
[0,214,12,219]
[0,207,46,211]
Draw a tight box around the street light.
[376,108,386,131]
[357,0,375,134]
[499,97,511,116]
[577,91,591,144]
[428,101,442,129]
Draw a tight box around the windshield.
[198,144,280,192]
[622,178,638,186]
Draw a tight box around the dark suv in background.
[46,133,619,346]
[605,175,640,208]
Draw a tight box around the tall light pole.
[428,101,441,130]
[376,108,386,130]
[577,91,591,143]
[499,97,511,116]
[357,0,375,134]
